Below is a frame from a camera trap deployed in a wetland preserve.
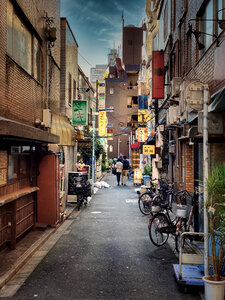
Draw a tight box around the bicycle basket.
[176,205,188,218]
[151,206,161,213]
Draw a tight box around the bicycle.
[137,178,169,215]
[148,188,189,247]
[175,190,198,252]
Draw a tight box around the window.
[217,0,225,35]
[7,0,42,81]
[199,0,214,51]
[73,79,76,100]
[33,36,42,82]
[8,155,19,181]
[110,88,114,94]
[164,1,168,41]
[68,73,72,105]
[172,0,176,32]
[8,154,29,182]
[186,32,192,71]
[127,97,132,108]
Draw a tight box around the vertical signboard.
[98,111,107,136]
[152,51,164,99]
[138,127,148,143]
[134,169,142,181]
[138,110,151,125]
[72,100,88,125]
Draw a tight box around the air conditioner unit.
[167,105,179,125]
[179,79,199,119]
[158,125,164,132]
[43,109,52,128]
[171,77,182,98]
[185,81,204,111]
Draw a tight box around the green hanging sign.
[72,100,88,125]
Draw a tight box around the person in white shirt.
[115,158,123,186]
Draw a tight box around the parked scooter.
[72,174,92,210]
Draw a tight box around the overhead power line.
[78,51,92,67]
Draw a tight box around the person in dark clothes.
[115,158,123,186]
[121,155,129,185]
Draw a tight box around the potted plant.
[203,162,225,300]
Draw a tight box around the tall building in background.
[90,64,107,88]
[106,25,143,161]
[108,49,118,66]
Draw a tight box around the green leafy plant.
[206,162,225,281]
[143,163,152,177]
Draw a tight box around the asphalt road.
[1,173,202,300]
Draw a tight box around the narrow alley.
[0,174,201,300]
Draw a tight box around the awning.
[131,142,140,149]
[0,117,59,144]
[144,135,155,145]
[208,87,225,112]
[51,115,76,146]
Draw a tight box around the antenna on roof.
[122,10,124,28]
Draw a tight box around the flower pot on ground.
[204,163,225,300]
[203,275,225,300]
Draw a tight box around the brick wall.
[60,18,78,117]
[185,142,194,192]
[0,0,60,126]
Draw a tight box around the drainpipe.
[203,84,209,276]
[168,129,173,183]
[91,113,96,193]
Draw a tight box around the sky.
[60,0,146,78]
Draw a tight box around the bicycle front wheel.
[149,213,169,246]
[138,192,153,215]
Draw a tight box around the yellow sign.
[138,127,148,142]
[98,111,107,136]
[143,145,155,155]
[138,109,151,124]
[134,169,142,180]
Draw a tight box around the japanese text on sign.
[143,145,155,155]
[98,111,107,136]
[138,127,148,142]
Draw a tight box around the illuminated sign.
[138,110,151,124]
[98,111,107,136]
[143,145,155,155]
[134,169,142,181]
[138,127,148,143]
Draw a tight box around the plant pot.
[203,276,225,300]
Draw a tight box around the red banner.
[152,51,164,99]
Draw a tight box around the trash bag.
[112,168,116,175]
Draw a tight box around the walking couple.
[115,156,130,186]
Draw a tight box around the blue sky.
[60,0,146,78]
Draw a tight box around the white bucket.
[203,276,225,300]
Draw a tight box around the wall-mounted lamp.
[77,87,90,93]
[188,7,225,49]
[188,23,219,50]
[217,7,225,30]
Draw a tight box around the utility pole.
[203,84,209,276]
[92,80,98,192]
